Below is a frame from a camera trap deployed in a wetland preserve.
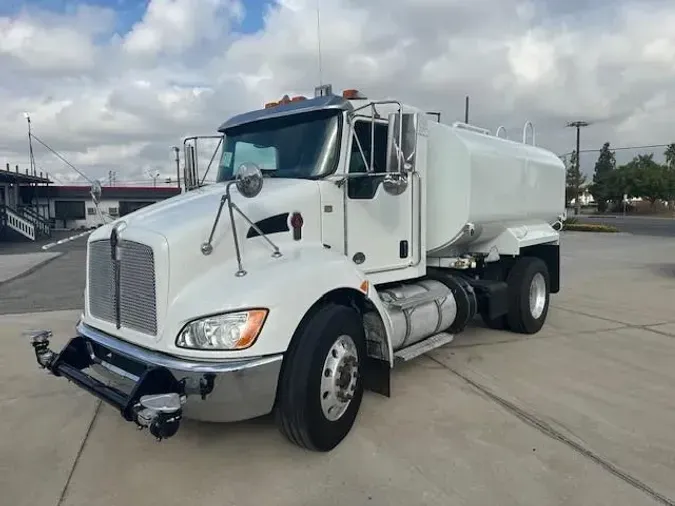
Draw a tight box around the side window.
[232,142,278,174]
[348,121,389,199]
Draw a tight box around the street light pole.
[24,113,36,176]
[566,121,590,216]
[172,147,181,191]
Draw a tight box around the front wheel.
[274,303,366,451]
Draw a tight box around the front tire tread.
[275,302,365,452]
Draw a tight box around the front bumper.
[28,321,284,440]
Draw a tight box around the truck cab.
[28,85,565,452]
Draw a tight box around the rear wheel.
[506,257,550,334]
[275,303,366,451]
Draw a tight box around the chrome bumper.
[28,321,284,440]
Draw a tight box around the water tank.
[424,121,565,256]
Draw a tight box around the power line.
[560,142,673,158]
[29,133,93,183]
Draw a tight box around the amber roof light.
[263,94,308,109]
[342,89,367,100]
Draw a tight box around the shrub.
[562,223,618,233]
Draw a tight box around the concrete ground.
[1,231,675,506]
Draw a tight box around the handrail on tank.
[495,126,508,139]
[452,121,491,136]
[522,121,536,146]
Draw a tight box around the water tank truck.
[27,84,566,451]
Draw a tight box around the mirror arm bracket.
[230,201,282,260]
[200,178,282,278]
[201,192,230,256]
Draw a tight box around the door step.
[394,332,454,363]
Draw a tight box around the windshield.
[216,109,342,182]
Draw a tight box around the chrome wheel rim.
[529,272,547,320]
[320,335,359,421]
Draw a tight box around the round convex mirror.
[235,162,264,198]
[90,180,102,204]
[383,172,408,196]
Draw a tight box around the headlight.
[176,309,268,350]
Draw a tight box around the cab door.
[344,117,415,275]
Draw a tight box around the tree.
[591,142,616,212]
[600,167,630,209]
[664,143,675,211]
[565,150,586,213]
[665,143,675,169]
[620,154,669,207]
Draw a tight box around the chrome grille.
[88,240,116,323]
[88,239,158,336]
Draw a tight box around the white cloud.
[122,0,244,58]
[0,4,114,73]
[1,0,675,185]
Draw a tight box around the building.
[39,185,181,230]
[1,169,181,241]
[0,163,53,241]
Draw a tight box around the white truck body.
[28,86,566,451]
[425,121,565,256]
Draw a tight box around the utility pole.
[24,113,36,176]
[464,96,470,124]
[566,121,590,216]
[172,147,181,191]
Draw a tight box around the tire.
[274,303,366,452]
[480,310,510,331]
[505,257,550,334]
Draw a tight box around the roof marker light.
[342,89,367,100]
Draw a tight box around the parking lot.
[1,231,675,506]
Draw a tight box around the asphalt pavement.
[574,214,675,237]
[0,233,87,315]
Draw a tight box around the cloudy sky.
[1,0,674,185]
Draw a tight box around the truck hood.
[91,178,321,244]
[86,178,323,344]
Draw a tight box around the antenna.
[316,0,323,85]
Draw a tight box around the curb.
[41,230,93,251]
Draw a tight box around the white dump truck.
[28,85,566,451]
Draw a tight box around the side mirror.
[235,162,264,198]
[385,112,418,174]
[90,180,102,205]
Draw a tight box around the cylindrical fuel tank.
[377,279,457,351]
